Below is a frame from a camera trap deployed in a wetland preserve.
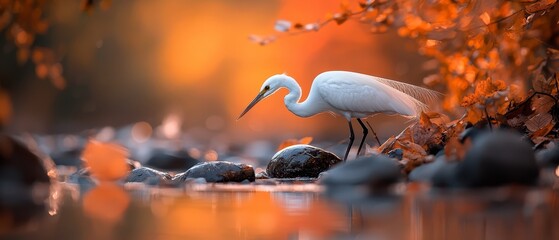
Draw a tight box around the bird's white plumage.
[238,70,442,161]
[311,71,439,120]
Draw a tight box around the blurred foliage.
[0,0,64,89]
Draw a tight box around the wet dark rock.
[50,148,83,167]
[0,135,53,229]
[173,161,255,183]
[320,155,403,201]
[125,167,172,184]
[320,155,402,188]
[145,149,199,171]
[387,148,403,160]
[408,156,448,182]
[266,144,341,178]
[535,145,559,168]
[434,131,539,188]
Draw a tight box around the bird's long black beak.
[237,89,267,120]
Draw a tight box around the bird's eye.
[264,86,270,90]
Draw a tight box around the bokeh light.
[131,121,152,143]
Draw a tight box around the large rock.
[266,144,341,178]
[173,161,255,183]
[145,149,199,171]
[0,135,54,229]
[434,131,539,188]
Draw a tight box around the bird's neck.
[281,76,314,118]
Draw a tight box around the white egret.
[238,71,441,161]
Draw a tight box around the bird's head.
[237,74,287,120]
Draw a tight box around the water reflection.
[3,183,559,239]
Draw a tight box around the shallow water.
[4,181,559,240]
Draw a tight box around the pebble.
[125,167,172,185]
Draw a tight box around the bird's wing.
[373,76,442,105]
[315,71,430,117]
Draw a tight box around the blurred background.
[0,0,429,145]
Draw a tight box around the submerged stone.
[266,144,341,178]
[173,161,255,183]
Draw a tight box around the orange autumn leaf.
[530,120,554,138]
[83,183,130,223]
[479,12,491,25]
[525,113,553,132]
[82,140,129,181]
[277,137,313,150]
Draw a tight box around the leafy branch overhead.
[252,0,559,124]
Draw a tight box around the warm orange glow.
[158,191,344,239]
[277,136,313,150]
[157,13,225,85]
[83,183,130,223]
[82,140,129,181]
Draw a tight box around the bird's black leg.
[356,119,369,156]
[365,121,382,146]
[343,121,355,161]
